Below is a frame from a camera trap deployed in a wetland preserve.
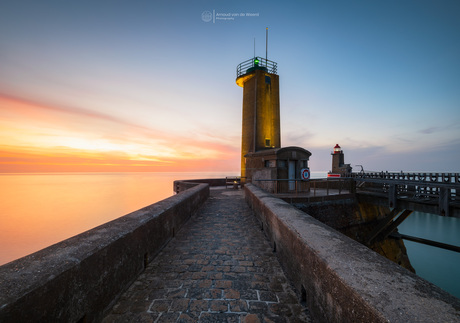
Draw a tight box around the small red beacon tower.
[328,144,352,177]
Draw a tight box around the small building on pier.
[245,146,312,193]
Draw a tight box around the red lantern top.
[333,144,341,154]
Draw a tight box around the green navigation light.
[254,58,259,65]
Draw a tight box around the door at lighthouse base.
[288,161,295,191]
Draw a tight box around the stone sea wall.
[244,183,460,322]
[0,182,209,323]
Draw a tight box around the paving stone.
[215,280,232,289]
[209,299,229,312]
[148,289,167,300]
[177,312,199,323]
[233,280,252,290]
[248,301,269,313]
[130,299,152,312]
[103,189,311,322]
[165,288,185,299]
[250,281,269,290]
[165,280,183,289]
[223,273,239,280]
[189,299,208,312]
[237,289,258,301]
[149,299,171,313]
[243,313,261,323]
[263,314,288,323]
[191,272,207,280]
[240,260,254,267]
[207,272,223,280]
[157,312,180,322]
[203,288,222,299]
[102,312,159,323]
[198,279,212,288]
[187,287,206,299]
[169,298,190,312]
[223,288,240,300]
[260,291,278,302]
[199,312,240,323]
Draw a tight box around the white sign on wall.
[301,168,310,180]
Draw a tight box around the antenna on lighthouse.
[265,27,268,63]
[254,37,256,57]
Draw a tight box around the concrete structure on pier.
[236,57,311,187]
[245,146,311,193]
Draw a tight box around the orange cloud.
[0,144,239,173]
[0,95,240,173]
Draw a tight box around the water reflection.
[0,172,235,265]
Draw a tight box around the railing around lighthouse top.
[236,57,278,78]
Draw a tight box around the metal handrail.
[253,178,353,195]
[351,172,460,184]
[354,177,460,189]
[236,57,278,78]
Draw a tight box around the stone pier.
[102,188,311,322]
[2,180,459,322]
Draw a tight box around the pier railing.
[236,57,278,78]
[351,171,460,184]
[253,178,354,196]
[351,172,460,217]
[252,172,460,217]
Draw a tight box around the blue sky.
[0,0,459,172]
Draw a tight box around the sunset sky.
[1,0,459,173]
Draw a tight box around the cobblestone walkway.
[103,189,311,322]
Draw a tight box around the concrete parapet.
[0,183,209,323]
[244,184,460,322]
[173,178,226,193]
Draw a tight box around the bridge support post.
[366,209,413,246]
[439,187,449,217]
[388,184,397,208]
[350,179,356,194]
[366,209,399,246]
[456,174,460,198]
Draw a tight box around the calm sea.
[398,211,460,299]
[0,172,458,299]
[0,172,237,266]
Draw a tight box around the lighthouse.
[236,55,311,191]
[235,31,311,191]
[329,144,352,177]
[236,56,281,180]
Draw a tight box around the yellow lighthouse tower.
[236,56,281,180]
